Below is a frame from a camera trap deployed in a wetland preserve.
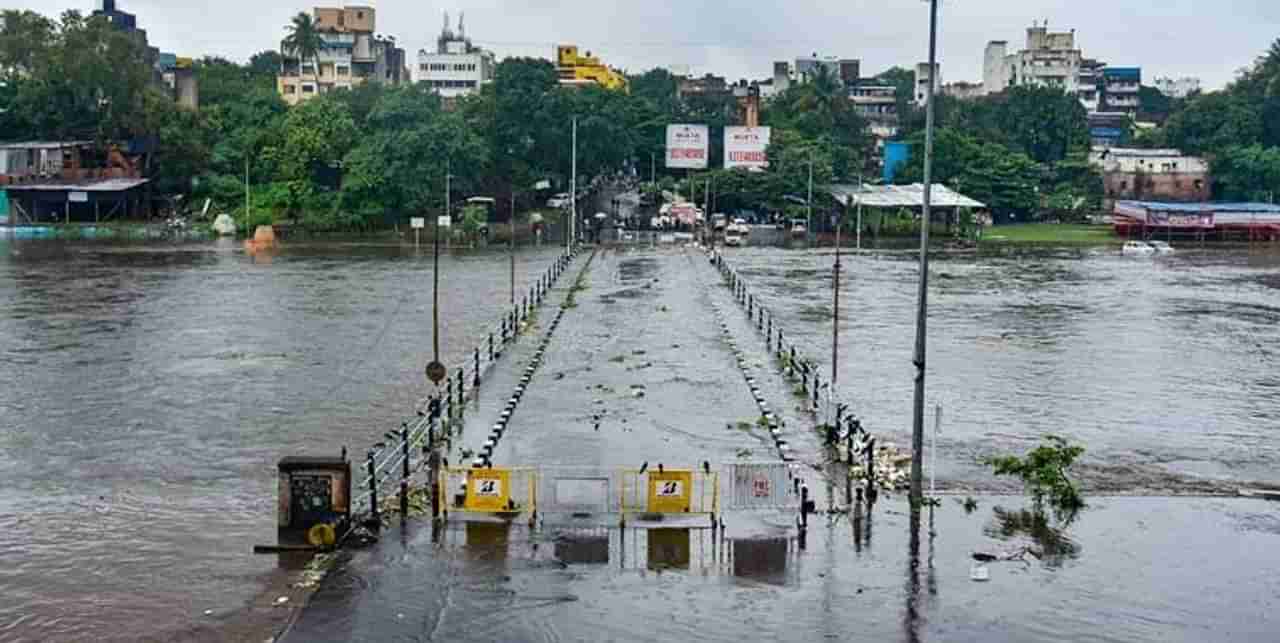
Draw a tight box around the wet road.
[722,245,1280,493]
[0,238,565,641]
[287,245,1280,643]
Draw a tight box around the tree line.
[1,9,1275,230]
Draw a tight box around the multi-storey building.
[277,5,409,106]
[1152,76,1201,99]
[913,62,940,105]
[1099,67,1141,115]
[984,23,1082,95]
[555,45,626,91]
[850,84,900,143]
[415,13,494,98]
[1089,148,1209,208]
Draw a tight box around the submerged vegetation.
[988,435,1086,521]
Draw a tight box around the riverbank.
[980,222,1117,245]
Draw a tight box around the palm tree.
[282,12,322,80]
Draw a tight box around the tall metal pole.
[571,116,577,248]
[833,205,841,388]
[910,0,940,505]
[510,189,516,306]
[806,154,813,243]
[856,175,864,251]
[436,159,450,364]
[244,155,250,238]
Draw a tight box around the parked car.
[546,193,571,209]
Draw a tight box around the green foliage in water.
[988,435,1086,519]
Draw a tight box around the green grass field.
[981,223,1117,245]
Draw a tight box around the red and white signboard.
[666,124,709,169]
[724,126,771,170]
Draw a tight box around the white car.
[1147,240,1175,254]
[546,193,571,209]
[724,230,745,247]
[1122,240,1155,255]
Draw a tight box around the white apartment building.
[416,13,494,98]
[913,62,940,106]
[1152,76,1201,98]
[984,23,1083,96]
[277,5,409,106]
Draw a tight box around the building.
[555,45,627,91]
[0,141,151,225]
[415,13,494,98]
[93,1,198,109]
[93,0,159,66]
[277,5,409,106]
[942,81,984,100]
[1152,76,1200,99]
[678,74,729,99]
[158,54,199,110]
[1077,58,1105,111]
[1088,112,1131,147]
[913,62,940,105]
[1099,67,1141,115]
[1090,148,1209,208]
[771,61,791,94]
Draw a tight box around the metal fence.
[723,462,800,511]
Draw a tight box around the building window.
[419,64,428,72]
[357,11,364,19]
[337,65,349,77]
[1120,181,1128,191]
[284,85,297,94]
[301,64,315,75]
[302,84,315,93]
[1194,180,1204,191]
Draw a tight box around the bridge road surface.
[284,245,837,643]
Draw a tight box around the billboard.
[666,124,709,169]
[724,126,771,169]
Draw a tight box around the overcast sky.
[13,0,1279,90]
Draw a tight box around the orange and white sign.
[666,124,709,169]
[724,126,771,169]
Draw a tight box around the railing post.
[367,450,380,526]
[767,315,772,347]
[445,377,454,419]
[813,372,820,408]
[456,368,465,410]
[488,333,495,361]
[789,346,796,377]
[400,424,410,517]
[474,349,481,386]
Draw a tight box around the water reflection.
[555,532,610,565]
[984,506,1081,567]
[647,528,691,570]
[730,537,788,584]
[902,505,938,643]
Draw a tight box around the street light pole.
[806,153,814,243]
[910,0,940,505]
[856,174,864,251]
[571,116,578,248]
[510,189,516,306]
[435,159,450,366]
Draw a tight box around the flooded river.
[1,237,1278,641]
[726,244,1280,493]
[0,238,565,641]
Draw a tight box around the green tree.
[248,50,283,76]
[281,12,322,76]
[1162,91,1263,156]
[1210,144,1280,201]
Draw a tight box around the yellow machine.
[555,45,628,92]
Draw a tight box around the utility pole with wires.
[910,0,940,506]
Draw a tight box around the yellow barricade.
[439,467,537,519]
[620,468,719,526]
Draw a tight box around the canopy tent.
[827,183,986,209]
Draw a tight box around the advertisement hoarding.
[724,126,771,169]
[666,124,709,169]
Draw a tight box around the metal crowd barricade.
[535,466,626,516]
[723,462,799,511]
[619,468,719,527]
[437,466,538,523]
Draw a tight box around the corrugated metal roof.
[0,141,92,150]
[1115,200,1280,214]
[829,183,986,209]
[6,178,150,192]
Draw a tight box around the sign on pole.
[437,215,452,228]
[724,126,771,170]
[410,217,425,229]
[665,124,709,169]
